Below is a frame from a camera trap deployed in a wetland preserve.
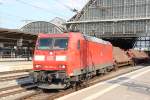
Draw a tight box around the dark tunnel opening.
[103,37,137,50]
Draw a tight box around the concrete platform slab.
[0,61,32,72]
[56,66,150,100]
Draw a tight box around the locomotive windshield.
[38,38,68,50]
[38,38,53,50]
[54,38,68,49]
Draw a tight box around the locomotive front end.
[32,34,70,89]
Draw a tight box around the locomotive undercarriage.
[70,65,115,90]
[31,65,114,89]
[31,71,70,89]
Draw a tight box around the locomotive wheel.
[103,68,108,74]
[130,61,135,67]
[114,65,119,71]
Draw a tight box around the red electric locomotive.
[32,32,113,89]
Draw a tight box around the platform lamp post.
[17,38,23,59]
[27,40,32,61]
[14,46,17,58]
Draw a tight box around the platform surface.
[0,61,32,72]
[56,66,150,100]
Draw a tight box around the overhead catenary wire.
[0,1,34,22]
[0,11,28,20]
[16,0,51,12]
[0,11,36,23]
[54,0,78,13]
[1,0,79,22]
[0,0,54,21]
[0,0,82,26]
[15,0,66,17]
[0,10,52,24]
[0,11,25,26]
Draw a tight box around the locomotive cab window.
[37,38,68,50]
[54,38,68,50]
[38,38,53,50]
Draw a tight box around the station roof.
[0,28,37,42]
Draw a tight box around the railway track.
[23,65,145,100]
[0,70,38,100]
[0,65,146,100]
[0,72,29,82]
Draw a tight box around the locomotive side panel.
[86,41,113,72]
[66,33,83,76]
[68,34,113,77]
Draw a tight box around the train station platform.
[0,61,32,72]
[56,66,150,100]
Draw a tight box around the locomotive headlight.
[56,56,67,61]
[58,65,66,69]
[34,55,45,61]
[61,65,66,69]
[35,65,41,68]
